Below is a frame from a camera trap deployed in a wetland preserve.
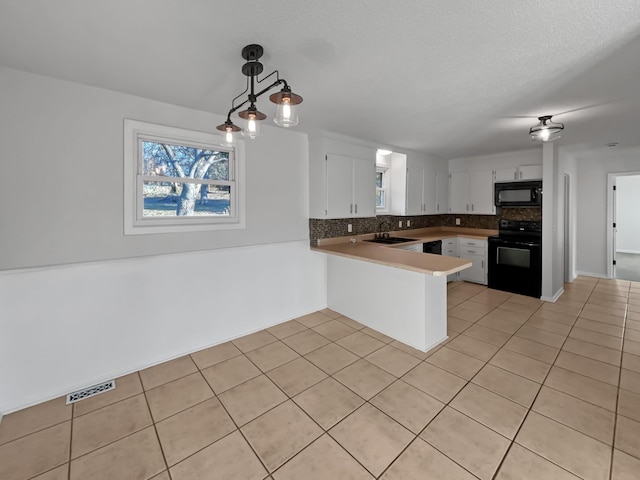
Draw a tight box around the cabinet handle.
[520,171,523,179]
[482,260,484,269]
[468,250,476,254]
[514,171,517,180]
[466,204,469,211]
[471,204,474,212]
[355,204,358,214]
[437,203,439,212]
[350,204,353,214]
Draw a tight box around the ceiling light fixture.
[529,115,564,142]
[216,44,303,146]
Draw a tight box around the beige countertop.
[312,226,498,276]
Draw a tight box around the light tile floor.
[1,277,640,479]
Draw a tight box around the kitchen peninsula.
[312,227,497,352]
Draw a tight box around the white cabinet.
[449,170,495,215]
[352,156,376,217]
[449,172,469,214]
[406,163,425,215]
[325,153,375,218]
[442,237,458,283]
[518,165,543,180]
[442,237,457,257]
[494,167,519,182]
[436,171,449,214]
[457,238,487,285]
[390,155,442,216]
[494,165,542,182]
[309,137,376,219]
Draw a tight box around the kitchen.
[309,133,547,350]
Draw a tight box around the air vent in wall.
[66,380,116,404]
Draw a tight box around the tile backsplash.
[309,208,541,245]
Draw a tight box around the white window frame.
[376,166,390,213]
[124,119,245,235]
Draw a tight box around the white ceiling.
[2,0,640,159]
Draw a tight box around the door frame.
[607,171,640,278]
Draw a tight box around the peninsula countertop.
[312,226,498,276]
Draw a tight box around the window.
[376,167,389,212]
[124,119,245,234]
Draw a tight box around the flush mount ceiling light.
[529,115,564,142]
[216,44,303,146]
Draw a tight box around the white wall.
[616,175,640,253]
[541,143,564,301]
[575,147,640,276]
[0,67,327,414]
[0,67,310,270]
[0,243,327,413]
[558,149,578,282]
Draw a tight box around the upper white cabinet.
[494,164,542,182]
[449,170,495,215]
[449,172,469,214]
[390,154,446,216]
[309,137,376,218]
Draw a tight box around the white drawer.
[458,238,486,248]
[444,248,457,256]
[459,246,484,256]
[442,238,457,247]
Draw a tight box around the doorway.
[608,172,640,281]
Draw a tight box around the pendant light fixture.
[216,44,303,145]
[529,115,564,142]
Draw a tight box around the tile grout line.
[67,403,74,480]
[607,280,631,480]
[139,371,172,480]
[488,281,598,479]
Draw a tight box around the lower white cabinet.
[441,237,458,282]
[457,238,487,285]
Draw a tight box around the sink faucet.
[377,221,391,239]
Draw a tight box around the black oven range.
[488,220,542,298]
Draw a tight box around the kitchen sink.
[365,237,419,245]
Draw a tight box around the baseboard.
[575,271,609,279]
[541,287,564,303]
[617,249,640,255]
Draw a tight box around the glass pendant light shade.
[215,120,241,147]
[273,100,299,127]
[238,106,266,139]
[530,115,564,142]
[270,87,303,127]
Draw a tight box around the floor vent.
[66,380,116,404]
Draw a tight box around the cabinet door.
[436,171,448,213]
[459,253,486,284]
[406,165,424,215]
[469,170,495,214]
[423,168,438,214]
[449,172,469,213]
[518,165,543,180]
[494,167,518,182]
[352,156,376,217]
[326,153,353,218]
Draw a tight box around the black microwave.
[495,181,542,207]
